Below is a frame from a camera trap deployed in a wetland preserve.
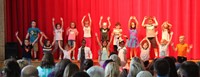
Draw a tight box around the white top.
[63,50,72,60]
[158,45,169,57]
[54,28,63,40]
[162,29,170,41]
[146,24,156,37]
[140,48,150,61]
[77,46,93,60]
[118,46,127,62]
[113,28,122,45]
[83,27,91,38]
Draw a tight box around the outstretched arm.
[88,13,92,27]
[107,17,111,28]
[40,35,44,47]
[166,32,173,46]
[128,16,133,29]
[15,32,22,45]
[133,16,138,26]
[60,17,64,29]
[95,33,102,48]
[81,15,86,27]
[58,41,64,52]
[25,33,29,39]
[142,16,147,27]
[52,18,56,29]
[99,16,103,28]
[171,43,177,51]
[155,31,160,46]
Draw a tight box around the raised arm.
[155,31,160,46]
[128,16,133,29]
[60,17,64,29]
[133,16,138,26]
[69,42,76,51]
[52,18,56,29]
[15,32,22,45]
[153,17,158,26]
[88,13,92,27]
[142,16,147,27]
[25,33,29,39]
[166,32,173,46]
[146,37,151,49]
[140,37,146,49]
[107,17,111,28]
[81,15,86,27]
[95,33,102,48]
[40,35,44,47]
[58,41,64,51]
[99,16,103,28]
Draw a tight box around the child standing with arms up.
[112,22,123,53]
[40,35,55,54]
[171,36,192,62]
[58,41,76,60]
[161,21,172,41]
[66,22,78,60]
[127,16,139,58]
[26,20,47,59]
[156,32,173,58]
[52,17,64,59]
[142,16,158,58]
[140,37,151,63]
[82,13,92,48]
[99,16,111,41]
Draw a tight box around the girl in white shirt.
[140,37,151,63]
[112,22,123,52]
[82,13,92,48]
[161,21,172,42]
[58,41,76,60]
[52,17,64,59]
[118,40,127,67]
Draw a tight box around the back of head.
[86,66,104,77]
[154,58,170,76]
[129,58,144,77]
[120,69,128,77]
[17,59,29,69]
[3,59,21,77]
[71,71,90,77]
[54,59,71,77]
[63,63,79,77]
[178,61,199,77]
[164,57,178,77]
[136,71,152,77]
[109,54,121,66]
[41,53,55,68]
[105,62,120,77]
[21,65,38,77]
[83,59,94,71]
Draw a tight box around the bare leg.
[130,48,133,59]
[154,48,158,58]
[133,48,137,57]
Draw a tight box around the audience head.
[105,62,120,77]
[102,59,114,69]
[72,71,90,77]
[120,69,128,77]
[2,59,21,77]
[128,57,144,77]
[21,65,38,77]
[83,59,93,71]
[17,59,29,69]
[54,59,71,77]
[164,56,178,77]
[109,54,121,66]
[41,53,55,68]
[86,66,104,77]
[63,63,79,77]
[154,58,170,76]
[136,71,152,77]
[177,61,199,77]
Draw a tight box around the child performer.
[81,13,92,48]
[171,36,192,62]
[77,39,93,71]
[66,22,78,60]
[16,32,36,64]
[95,33,113,66]
[156,32,173,58]
[161,21,172,41]
[39,35,55,54]
[117,40,128,67]
[58,41,76,60]
[112,22,123,52]
[52,17,64,59]
[140,37,151,63]
[26,20,47,59]
[127,16,139,58]
[99,16,111,41]
[142,16,158,58]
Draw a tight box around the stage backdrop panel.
[5,0,200,60]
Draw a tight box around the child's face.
[102,22,108,29]
[24,40,30,46]
[56,24,61,29]
[119,42,125,47]
[82,41,86,47]
[65,45,70,50]
[31,21,36,27]
[160,39,167,45]
[84,21,89,27]
[163,24,169,29]
[179,36,185,43]
[131,22,135,29]
[116,25,121,29]
[143,42,149,49]
[102,41,108,47]
[70,23,75,28]
[46,41,51,46]
[148,19,153,24]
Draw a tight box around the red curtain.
[5,0,200,60]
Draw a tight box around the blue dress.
[127,29,139,48]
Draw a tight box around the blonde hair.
[105,62,120,77]
[128,57,144,77]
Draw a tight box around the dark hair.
[130,22,136,29]
[154,58,170,76]
[64,63,80,77]
[143,60,149,67]
[40,53,55,68]
[141,40,149,49]
[71,71,90,77]
[84,59,94,71]
[31,20,36,24]
[164,57,178,77]
[70,21,76,28]
[109,52,117,57]
[44,39,50,46]
[120,69,128,77]
[55,23,61,29]
[115,22,121,26]
[119,41,125,45]
[102,59,114,69]
[54,59,72,77]
[178,61,199,77]
[3,59,21,77]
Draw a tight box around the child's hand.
[133,16,136,19]
[171,43,174,47]
[100,16,103,19]
[144,16,148,19]
[95,33,98,37]
[60,17,63,21]
[170,32,173,36]
[107,17,110,20]
[52,18,55,21]
[88,13,91,17]
[189,45,193,49]
[156,31,158,35]
[15,31,19,36]
[130,16,133,19]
